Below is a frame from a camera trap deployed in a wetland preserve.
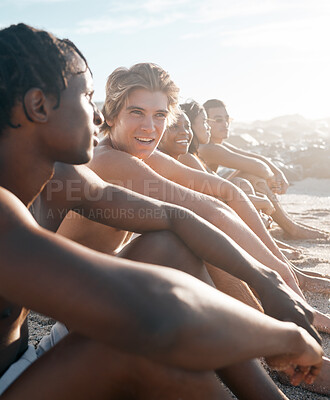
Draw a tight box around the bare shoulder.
[146,150,178,175]
[178,153,205,171]
[88,144,151,183]
[0,187,37,233]
[199,143,226,157]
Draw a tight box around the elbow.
[162,203,192,231]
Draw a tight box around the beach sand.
[268,178,330,400]
[28,178,330,399]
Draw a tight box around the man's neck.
[0,136,54,207]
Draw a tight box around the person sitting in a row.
[200,98,329,241]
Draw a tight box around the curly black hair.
[0,23,89,135]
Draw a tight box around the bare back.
[0,189,33,376]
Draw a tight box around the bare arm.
[39,163,172,233]
[147,150,250,203]
[222,143,289,194]
[0,187,323,377]
[147,151,278,237]
[199,142,274,180]
[223,142,280,172]
[87,150,320,341]
[178,152,208,171]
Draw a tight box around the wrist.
[280,323,304,354]
[251,265,282,296]
[265,321,302,358]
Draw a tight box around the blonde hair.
[100,63,180,136]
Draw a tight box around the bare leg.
[293,268,330,294]
[219,178,286,263]
[118,230,215,286]
[272,199,329,239]
[128,225,330,333]
[121,231,264,312]
[298,221,329,236]
[212,205,304,295]
[293,265,330,279]
[235,173,330,293]
[209,178,308,295]
[274,239,302,260]
[312,313,330,334]
[280,248,301,260]
[206,262,263,312]
[274,239,302,252]
[120,231,295,399]
[242,174,329,240]
[217,359,289,400]
[230,177,255,196]
[2,333,224,400]
[273,202,328,240]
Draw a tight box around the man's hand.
[266,326,323,386]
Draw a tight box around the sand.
[268,178,330,399]
[28,178,330,399]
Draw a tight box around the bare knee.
[121,230,200,268]
[231,177,255,196]
[119,230,213,284]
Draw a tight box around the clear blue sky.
[1,0,330,121]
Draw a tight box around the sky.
[1,0,330,122]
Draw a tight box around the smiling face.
[43,64,103,164]
[207,106,231,144]
[191,109,210,145]
[159,113,193,159]
[107,88,169,160]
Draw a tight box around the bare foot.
[313,311,330,334]
[299,222,330,236]
[283,223,329,240]
[295,270,330,294]
[275,239,302,252]
[293,266,330,280]
[280,248,302,260]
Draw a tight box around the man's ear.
[105,118,114,127]
[23,88,52,123]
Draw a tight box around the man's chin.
[72,149,93,165]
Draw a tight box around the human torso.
[55,145,132,255]
[58,212,130,255]
[0,186,30,377]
